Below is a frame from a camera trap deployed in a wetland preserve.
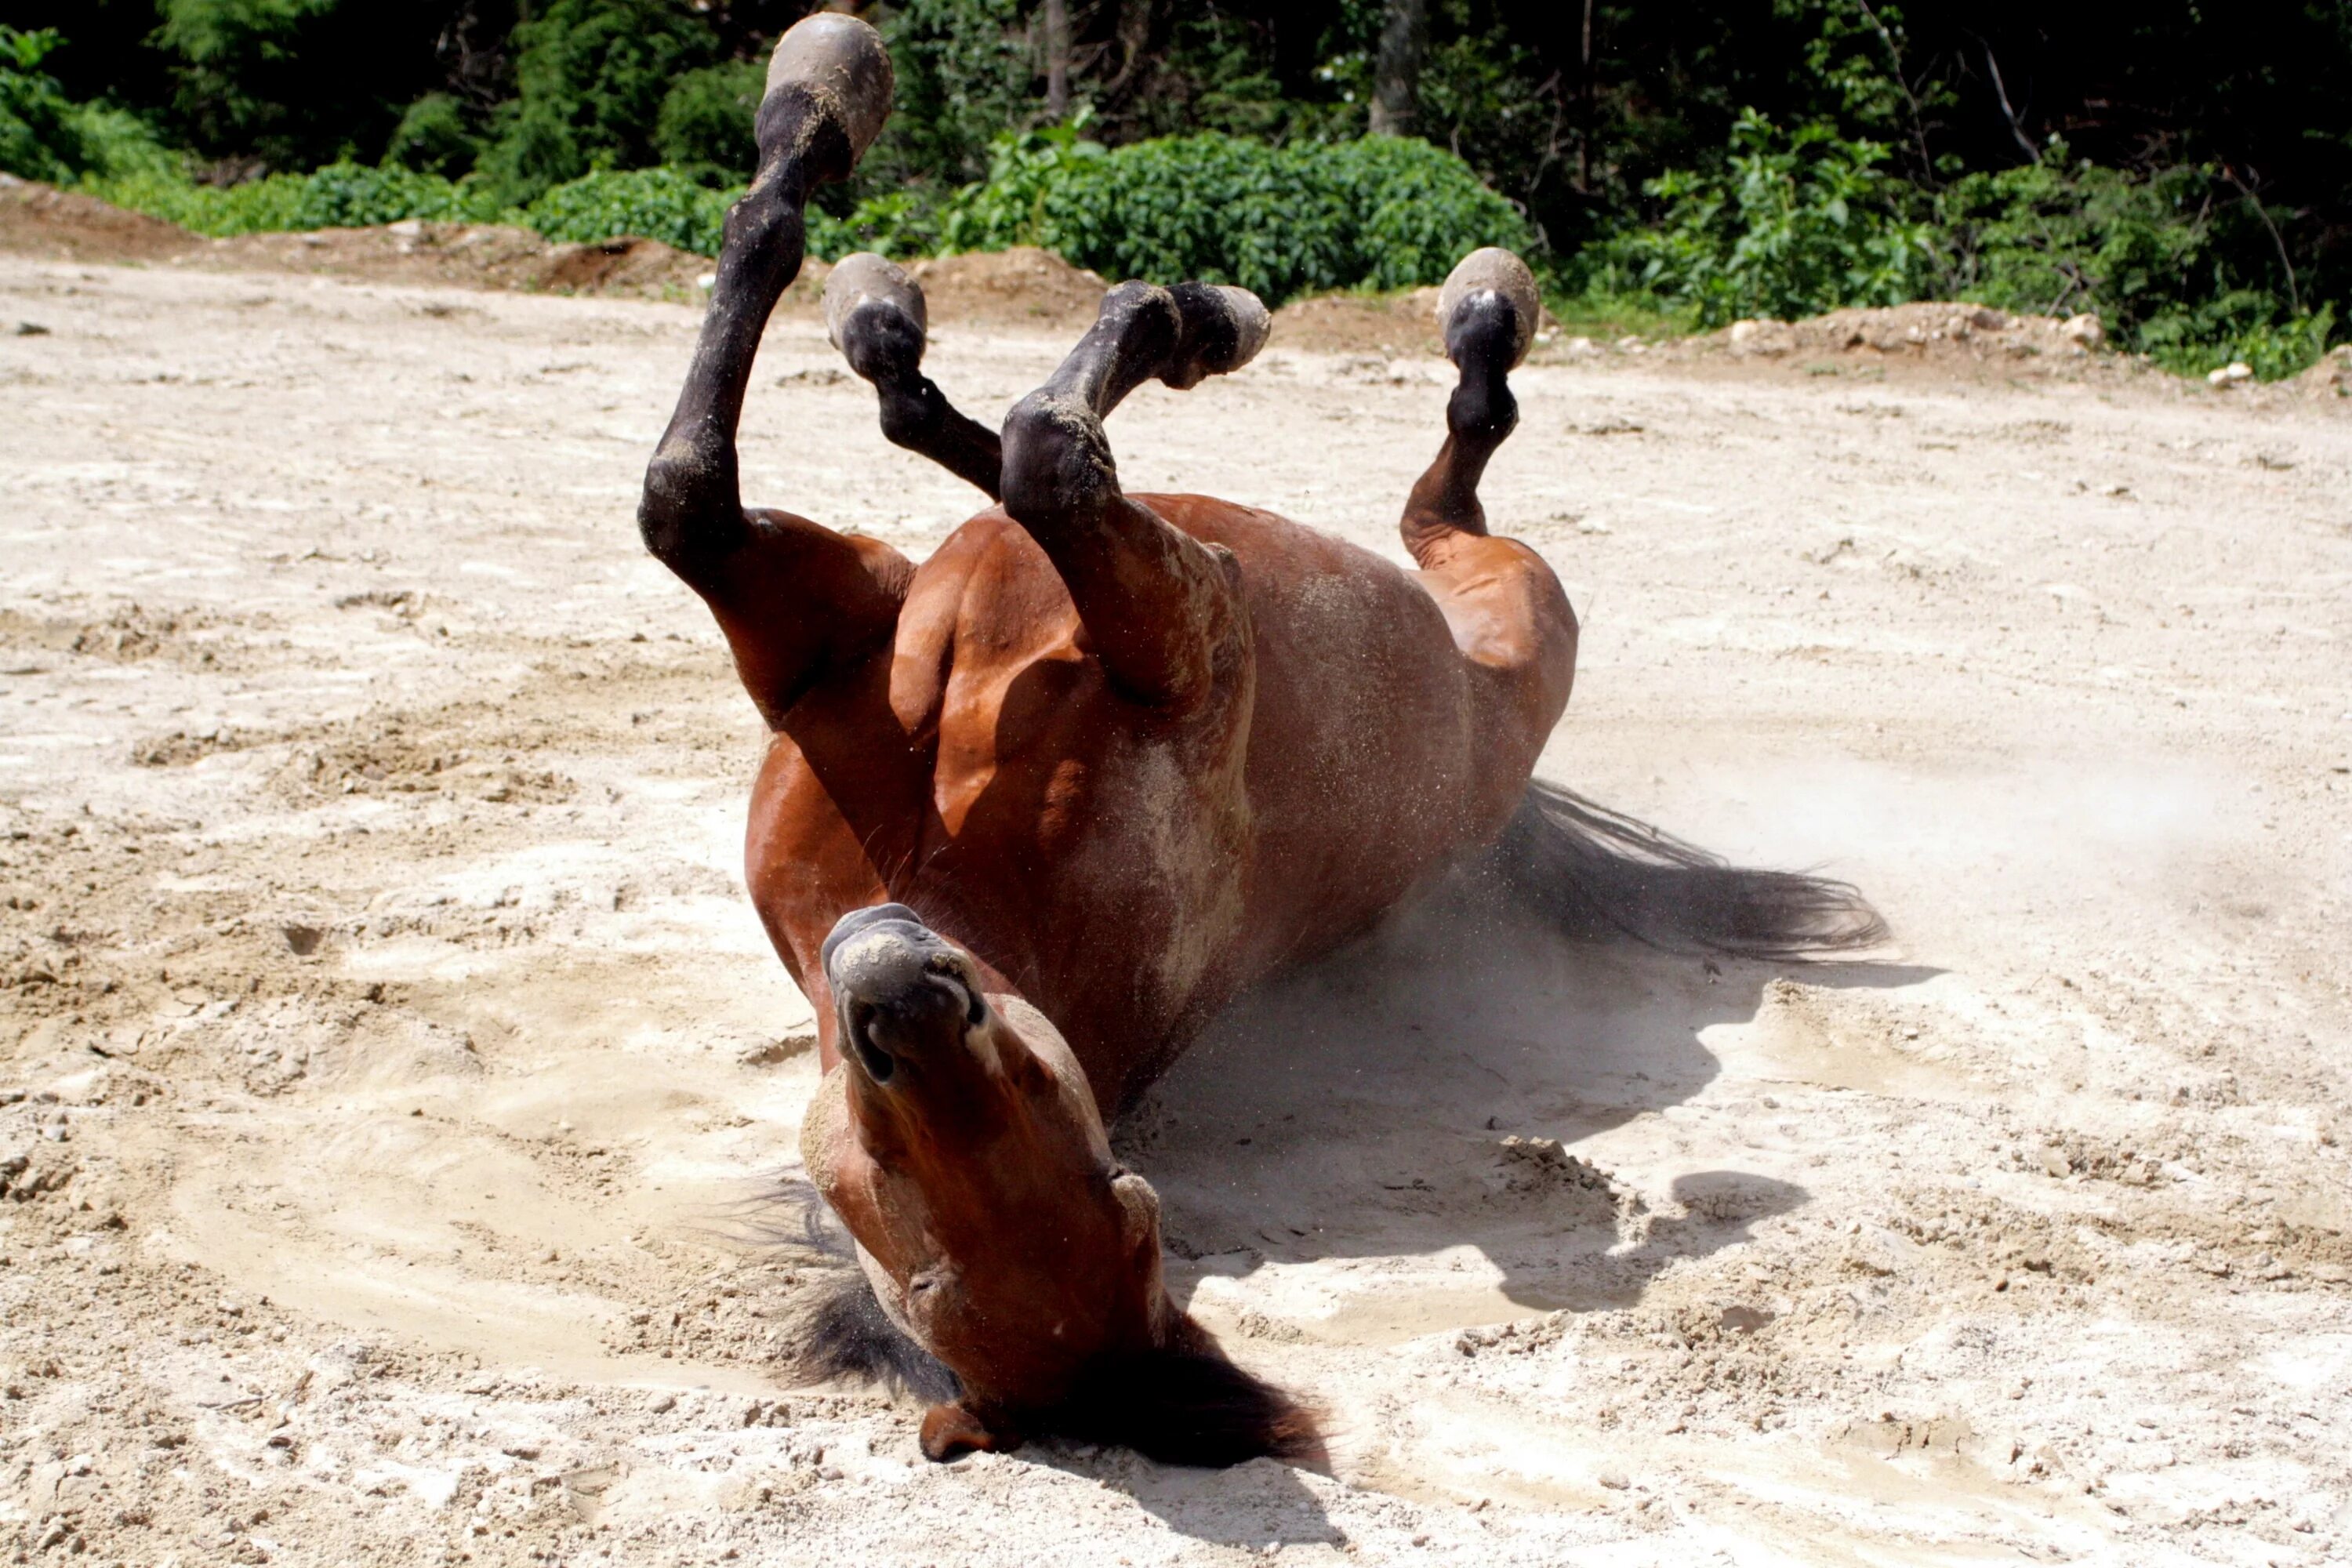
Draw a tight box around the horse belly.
[1236,540,1491,972]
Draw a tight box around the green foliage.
[652,61,765,185]
[942,125,1530,303]
[86,165,307,235]
[152,0,338,166]
[385,93,477,177]
[1935,151,2336,379]
[865,0,1029,194]
[2,25,170,183]
[1591,111,1934,326]
[477,0,716,207]
[523,165,736,253]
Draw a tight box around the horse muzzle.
[822,905,988,1086]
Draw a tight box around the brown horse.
[638,15,1881,1466]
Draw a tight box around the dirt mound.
[0,180,796,304]
[1692,300,2109,373]
[902,245,1106,332]
[194,221,735,302]
[2296,343,2352,399]
[0,173,199,264]
[1273,287,1446,357]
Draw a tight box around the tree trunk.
[1578,0,1595,191]
[1044,0,1072,122]
[1368,0,1425,136]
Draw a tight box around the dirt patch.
[0,174,199,266]
[5,230,2352,1568]
[1638,299,2157,389]
[1272,288,1446,358]
[0,179,837,306]
[902,245,1107,333]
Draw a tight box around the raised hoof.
[1436,246,1541,370]
[920,1401,1022,1461]
[1162,281,1272,389]
[758,13,895,175]
[824,252,928,366]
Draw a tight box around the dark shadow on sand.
[1116,859,1936,1320]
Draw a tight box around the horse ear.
[1063,1332,1322,1468]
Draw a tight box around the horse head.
[800,904,1315,1465]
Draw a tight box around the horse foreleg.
[824,253,1004,500]
[637,17,912,724]
[1000,281,1271,706]
[1400,247,1542,565]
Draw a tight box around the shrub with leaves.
[941,125,1531,303]
[1,26,171,185]
[523,166,739,253]
[1934,151,2333,379]
[1591,111,1935,327]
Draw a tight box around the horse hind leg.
[824,254,1005,500]
[1000,281,1272,706]
[1400,246,1542,565]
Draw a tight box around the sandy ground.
[1,249,2349,1568]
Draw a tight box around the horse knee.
[1000,390,1113,531]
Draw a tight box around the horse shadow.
[1026,862,1928,1548]
[1116,860,1934,1329]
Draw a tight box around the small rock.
[2207,361,2253,385]
[13,321,50,337]
[1598,1468,1631,1490]
[2061,313,2103,348]
[386,220,423,240]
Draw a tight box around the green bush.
[1934,151,2335,379]
[477,0,716,207]
[2,26,171,184]
[87,161,500,238]
[523,165,739,254]
[385,93,477,177]
[939,125,1532,303]
[1589,111,1935,328]
[652,60,764,185]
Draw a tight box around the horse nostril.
[847,1000,895,1083]
[965,985,986,1025]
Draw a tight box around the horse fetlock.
[1000,390,1115,527]
[1438,245,1540,370]
[756,13,895,182]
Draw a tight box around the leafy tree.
[0,25,170,183]
[476,0,715,205]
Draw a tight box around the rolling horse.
[637,14,1882,1466]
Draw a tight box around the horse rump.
[1491,779,1887,960]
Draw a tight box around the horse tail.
[1490,779,1888,960]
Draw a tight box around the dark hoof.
[1163,281,1271,388]
[1436,247,1540,369]
[920,1401,1022,1461]
[759,13,895,172]
[824,252,928,371]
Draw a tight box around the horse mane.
[734,1178,962,1406]
[1060,1337,1323,1468]
[1490,779,1888,960]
